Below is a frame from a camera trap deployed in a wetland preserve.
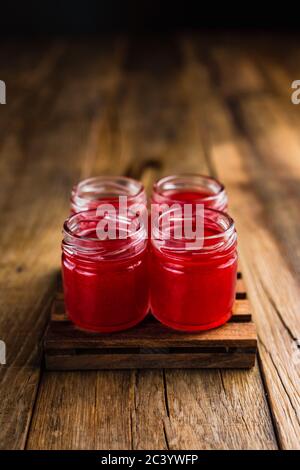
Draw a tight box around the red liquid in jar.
[62,213,149,332]
[159,189,213,203]
[152,175,228,211]
[150,212,237,331]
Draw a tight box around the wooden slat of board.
[0,38,126,450]
[236,278,247,299]
[197,39,300,449]
[44,321,256,350]
[232,299,251,321]
[45,352,256,370]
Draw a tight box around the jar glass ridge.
[71,175,147,214]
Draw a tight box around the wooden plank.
[236,278,247,299]
[211,139,300,450]
[163,367,277,450]
[232,299,251,321]
[0,41,71,450]
[45,319,256,350]
[152,35,274,448]
[45,352,255,370]
[163,36,277,449]
[28,367,274,451]
[195,38,300,449]
[0,38,127,450]
[27,370,168,450]
[26,371,133,450]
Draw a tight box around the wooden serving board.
[44,272,257,370]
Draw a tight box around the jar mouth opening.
[63,209,147,258]
[152,207,236,253]
[153,174,226,203]
[71,176,145,208]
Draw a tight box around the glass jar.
[150,208,237,331]
[152,174,228,211]
[62,210,149,332]
[71,176,147,214]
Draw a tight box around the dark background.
[1,0,300,35]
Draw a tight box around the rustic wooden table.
[0,34,299,450]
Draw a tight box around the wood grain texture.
[0,34,289,450]
[211,139,300,449]
[164,367,277,450]
[184,36,300,449]
[0,38,127,449]
[45,353,256,371]
[27,36,276,449]
[45,321,256,350]
[27,370,168,450]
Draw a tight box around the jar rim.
[153,174,226,203]
[63,209,147,258]
[71,175,146,210]
[152,207,236,254]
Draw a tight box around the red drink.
[150,208,237,331]
[152,174,228,211]
[62,210,149,332]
